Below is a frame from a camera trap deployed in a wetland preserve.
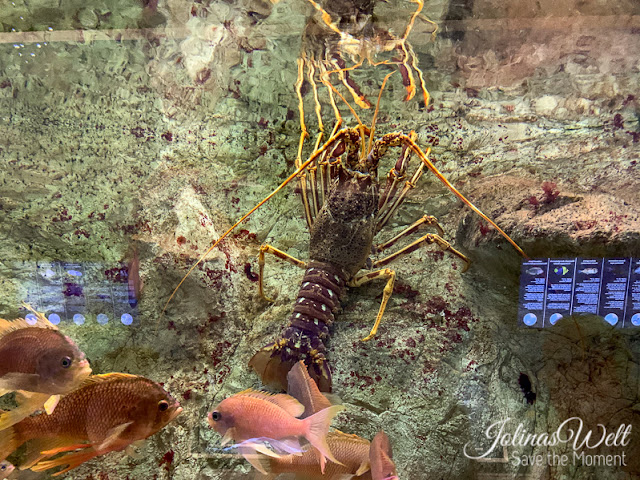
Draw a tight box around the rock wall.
[0,0,638,478]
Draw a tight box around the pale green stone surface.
[0,0,639,479]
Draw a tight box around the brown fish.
[0,306,92,430]
[0,373,182,476]
[207,387,344,472]
[256,430,372,480]
[369,432,398,480]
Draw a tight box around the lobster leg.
[347,268,396,341]
[373,233,471,272]
[375,138,425,233]
[373,215,444,254]
[377,131,416,217]
[373,133,528,258]
[258,245,308,303]
[296,57,309,169]
[296,56,315,231]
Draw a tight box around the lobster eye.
[158,400,169,412]
[61,356,72,368]
[210,411,221,421]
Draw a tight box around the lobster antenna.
[161,129,353,314]
[403,139,528,258]
[320,68,370,158]
[368,71,395,155]
[320,68,363,130]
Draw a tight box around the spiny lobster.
[248,92,526,391]
[163,71,526,393]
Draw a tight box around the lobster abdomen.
[249,261,347,392]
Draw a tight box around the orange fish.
[369,432,398,480]
[245,362,371,479]
[207,387,344,473]
[286,361,333,419]
[0,460,14,480]
[0,373,182,476]
[256,430,372,480]
[0,306,92,430]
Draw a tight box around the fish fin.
[237,442,280,459]
[125,445,142,459]
[97,421,134,451]
[0,373,42,393]
[125,440,146,460]
[323,393,342,405]
[20,438,86,469]
[43,395,61,415]
[303,405,345,470]
[287,361,333,418]
[235,389,305,418]
[329,430,369,443]
[355,459,371,476]
[78,373,140,388]
[0,426,18,462]
[0,408,29,432]
[232,438,304,456]
[238,447,270,475]
[370,431,397,479]
[0,392,50,431]
[40,443,92,455]
[0,306,56,335]
[30,448,101,476]
[273,438,305,455]
[21,303,55,326]
[221,428,236,446]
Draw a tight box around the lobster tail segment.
[249,262,347,393]
[249,345,295,392]
[249,342,333,393]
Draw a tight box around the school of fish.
[0,307,395,478]
[0,306,395,478]
[207,361,399,479]
[0,308,183,476]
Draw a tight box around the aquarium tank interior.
[0,0,639,478]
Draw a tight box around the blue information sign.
[519,258,640,327]
[9,261,139,326]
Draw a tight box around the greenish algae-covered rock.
[0,0,639,479]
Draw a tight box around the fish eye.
[61,356,72,368]
[158,400,169,412]
[210,411,221,421]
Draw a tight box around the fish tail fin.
[370,431,398,479]
[303,405,345,470]
[0,408,28,432]
[287,360,333,418]
[0,425,18,462]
